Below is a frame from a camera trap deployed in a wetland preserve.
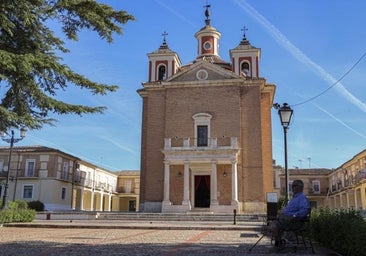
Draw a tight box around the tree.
[0,0,135,130]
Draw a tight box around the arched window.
[241,62,250,77]
[158,65,166,80]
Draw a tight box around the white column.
[80,188,85,211]
[90,190,94,211]
[107,193,112,211]
[99,192,104,211]
[361,185,366,209]
[211,161,218,205]
[163,161,171,205]
[231,161,239,206]
[182,161,191,206]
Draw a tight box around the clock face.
[196,69,208,80]
[203,41,212,50]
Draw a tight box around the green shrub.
[12,209,36,222]
[27,200,45,211]
[0,209,13,223]
[8,200,28,210]
[277,197,287,210]
[0,200,35,224]
[310,208,366,256]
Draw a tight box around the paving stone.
[0,221,340,256]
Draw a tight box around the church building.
[138,6,276,213]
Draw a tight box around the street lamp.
[1,127,27,210]
[278,103,293,204]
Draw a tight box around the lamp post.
[278,103,293,204]
[1,127,27,210]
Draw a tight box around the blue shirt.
[283,192,310,218]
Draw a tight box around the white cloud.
[233,0,366,112]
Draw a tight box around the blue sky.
[13,0,366,171]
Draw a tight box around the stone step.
[36,212,266,223]
[97,212,265,222]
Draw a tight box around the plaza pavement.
[1,220,341,256]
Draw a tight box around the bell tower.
[147,32,181,82]
[230,27,260,78]
[194,5,221,59]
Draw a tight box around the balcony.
[331,184,336,192]
[355,170,366,184]
[162,137,240,163]
[344,178,351,188]
[164,137,238,150]
[118,186,136,194]
[308,188,323,196]
[60,172,69,181]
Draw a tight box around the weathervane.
[204,1,211,25]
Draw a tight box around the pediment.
[166,59,240,83]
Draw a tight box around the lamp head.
[278,103,293,128]
[20,127,27,138]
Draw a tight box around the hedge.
[0,200,36,223]
[310,207,366,256]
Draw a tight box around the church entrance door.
[194,175,210,208]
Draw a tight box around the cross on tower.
[241,26,248,39]
[162,31,168,44]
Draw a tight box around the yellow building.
[278,168,332,208]
[277,149,366,211]
[327,149,366,210]
[0,146,140,212]
[115,171,140,212]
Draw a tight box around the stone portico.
[161,136,239,213]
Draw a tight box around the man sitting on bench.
[271,179,310,247]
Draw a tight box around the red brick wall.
[217,164,232,205]
[169,165,184,205]
[139,78,275,210]
[141,91,166,202]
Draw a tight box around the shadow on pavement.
[0,240,328,256]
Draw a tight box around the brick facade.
[138,8,275,213]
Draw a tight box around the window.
[289,181,293,194]
[125,180,132,193]
[61,162,69,180]
[197,125,208,146]
[312,180,320,194]
[0,160,3,172]
[23,185,33,199]
[61,187,67,200]
[25,160,35,177]
[158,65,166,80]
[75,170,81,183]
[203,41,212,50]
[192,113,212,147]
[196,69,208,80]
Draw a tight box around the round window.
[196,69,208,80]
[203,41,212,50]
